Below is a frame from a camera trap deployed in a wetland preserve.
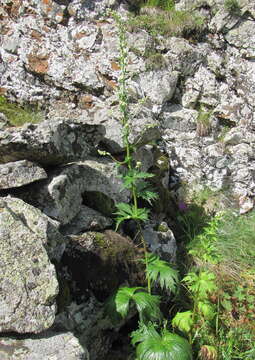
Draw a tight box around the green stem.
[114,12,151,295]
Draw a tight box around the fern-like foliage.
[107,287,162,323]
[131,323,193,360]
[146,254,179,293]
[114,202,149,230]
[172,311,194,334]
[183,271,217,299]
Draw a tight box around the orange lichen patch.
[42,25,51,33]
[111,62,120,71]
[1,27,12,36]
[6,0,22,18]
[55,11,64,23]
[0,88,7,95]
[95,20,111,27]
[30,30,42,41]
[106,79,117,89]
[27,54,49,74]
[79,95,94,109]
[42,0,52,5]
[74,31,87,40]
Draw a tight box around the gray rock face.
[0,332,89,360]
[0,160,47,189]
[24,158,129,225]
[143,223,177,263]
[0,120,105,166]
[0,197,59,333]
[60,205,113,235]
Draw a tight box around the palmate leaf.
[132,323,193,360]
[115,202,149,229]
[137,181,159,204]
[197,301,215,320]
[183,271,217,299]
[146,254,179,293]
[122,170,155,189]
[133,291,162,322]
[109,287,162,323]
[115,286,143,318]
[172,311,194,334]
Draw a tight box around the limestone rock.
[0,197,60,333]
[0,120,105,166]
[0,160,47,189]
[0,332,89,360]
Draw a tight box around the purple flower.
[178,201,188,212]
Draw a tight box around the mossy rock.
[62,231,144,301]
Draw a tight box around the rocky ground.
[0,0,254,359]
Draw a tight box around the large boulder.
[0,332,89,360]
[0,120,105,166]
[0,197,61,333]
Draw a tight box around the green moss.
[157,223,169,232]
[0,96,43,127]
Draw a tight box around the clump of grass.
[224,0,241,15]
[215,210,255,273]
[196,106,212,137]
[127,10,205,38]
[0,96,43,127]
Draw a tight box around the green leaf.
[172,311,194,334]
[137,181,159,204]
[115,286,144,318]
[133,291,162,322]
[146,254,179,293]
[183,271,217,299]
[132,323,193,360]
[114,203,149,229]
[197,301,215,320]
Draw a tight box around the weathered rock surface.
[0,332,89,360]
[60,205,113,235]
[0,120,105,166]
[22,158,129,224]
[143,222,177,263]
[0,160,47,189]
[0,197,60,333]
[55,297,117,360]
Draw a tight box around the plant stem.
[114,13,151,294]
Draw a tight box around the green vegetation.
[106,13,192,360]
[224,0,241,15]
[105,10,255,360]
[178,207,255,359]
[0,96,43,127]
[127,10,205,37]
[142,0,174,11]
[196,106,212,137]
